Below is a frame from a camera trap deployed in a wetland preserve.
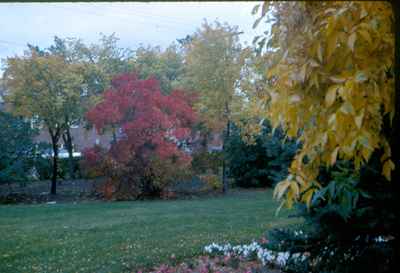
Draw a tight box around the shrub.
[225,120,298,188]
[80,145,108,179]
[34,157,52,180]
[35,156,82,180]
[191,150,223,175]
[199,172,222,192]
[266,159,396,273]
[0,111,42,184]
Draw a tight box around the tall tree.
[183,20,245,193]
[3,47,84,194]
[47,36,88,179]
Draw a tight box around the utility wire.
[48,4,197,34]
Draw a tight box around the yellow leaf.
[340,101,355,115]
[347,32,357,51]
[302,189,315,208]
[266,66,277,78]
[326,16,336,36]
[286,190,294,208]
[321,132,328,146]
[358,29,372,44]
[290,182,300,198]
[331,147,339,165]
[330,76,346,83]
[382,160,395,181]
[326,32,338,60]
[309,59,319,67]
[317,42,323,63]
[361,147,371,162]
[328,113,336,127]
[325,85,338,107]
[354,110,364,129]
[273,180,291,200]
[289,95,301,103]
[299,64,307,82]
[296,175,306,186]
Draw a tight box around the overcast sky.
[0,1,263,71]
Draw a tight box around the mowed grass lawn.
[0,189,299,273]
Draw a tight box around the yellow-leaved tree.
[183,21,247,192]
[251,1,396,209]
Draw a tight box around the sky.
[0,1,264,71]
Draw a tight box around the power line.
[48,4,197,34]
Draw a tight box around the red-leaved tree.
[84,73,196,199]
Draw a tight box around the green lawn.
[0,189,298,273]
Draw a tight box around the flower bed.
[203,241,306,268]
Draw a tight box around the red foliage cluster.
[84,73,197,198]
[82,145,105,168]
[86,73,196,165]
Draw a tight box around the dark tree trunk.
[390,0,400,263]
[222,120,231,194]
[63,128,75,179]
[49,128,60,195]
[111,125,117,144]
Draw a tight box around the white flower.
[276,252,290,266]
[203,241,298,268]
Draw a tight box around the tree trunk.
[222,120,231,194]
[49,128,60,195]
[111,125,117,144]
[50,137,59,195]
[63,128,75,179]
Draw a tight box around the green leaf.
[328,181,336,199]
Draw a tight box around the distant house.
[0,79,112,157]
[35,125,114,158]
[207,132,223,152]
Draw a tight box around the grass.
[0,189,299,273]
